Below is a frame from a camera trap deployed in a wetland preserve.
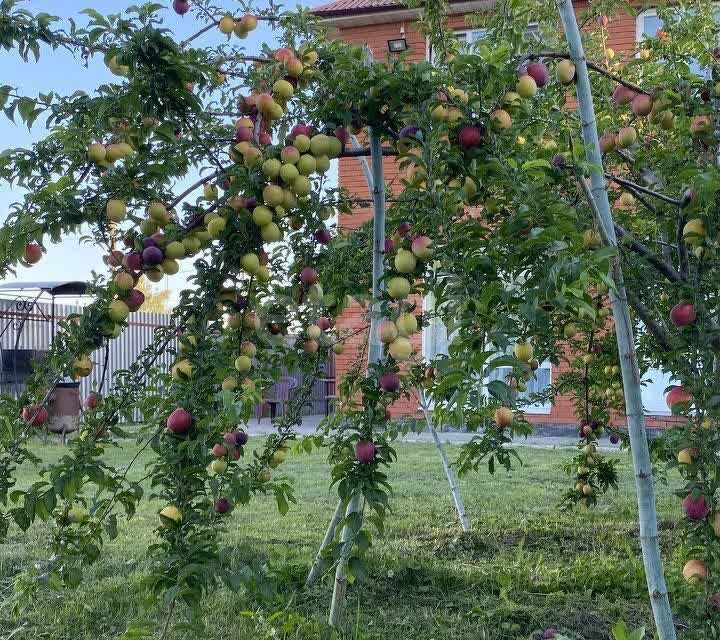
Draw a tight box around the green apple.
[106,199,126,222]
[292,176,312,196]
[262,158,282,178]
[159,505,182,526]
[165,240,185,259]
[252,206,273,226]
[394,249,417,273]
[294,134,311,152]
[148,202,167,221]
[108,300,130,322]
[389,337,412,361]
[261,222,281,242]
[210,459,228,474]
[235,355,252,372]
[241,253,259,274]
[263,184,284,207]
[207,217,226,238]
[396,313,418,337]
[387,277,410,299]
[309,134,330,156]
[296,154,317,176]
[161,258,179,275]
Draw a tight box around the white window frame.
[482,351,553,415]
[421,291,449,361]
[641,368,677,417]
[635,8,661,44]
[426,24,538,63]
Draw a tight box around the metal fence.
[0,296,334,422]
[0,297,175,421]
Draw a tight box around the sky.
[0,0,320,302]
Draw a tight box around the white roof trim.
[316,0,495,28]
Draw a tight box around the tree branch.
[168,165,231,209]
[625,289,672,352]
[613,223,684,284]
[340,146,399,157]
[605,172,683,207]
[518,51,650,95]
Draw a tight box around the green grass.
[0,438,696,640]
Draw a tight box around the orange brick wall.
[330,4,671,426]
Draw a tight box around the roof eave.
[314,0,495,28]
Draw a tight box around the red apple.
[167,408,192,434]
[612,85,636,105]
[316,317,331,331]
[380,372,400,392]
[314,228,331,244]
[123,289,145,312]
[334,126,348,145]
[666,385,692,410]
[214,496,232,514]
[458,125,483,149]
[599,132,616,154]
[300,266,318,286]
[142,246,163,266]
[106,250,124,267]
[212,443,228,457]
[670,303,697,327]
[303,339,319,354]
[411,236,432,259]
[354,439,377,464]
[396,222,411,237]
[526,62,550,87]
[173,0,190,15]
[22,404,48,426]
[24,242,43,264]
[291,123,311,137]
[683,494,710,521]
[84,392,101,409]
[124,251,143,271]
[631,94,653,117]
[274,48,295,63]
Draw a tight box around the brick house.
[312,0,677,427]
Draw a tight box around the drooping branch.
[613,223,684,284]
[625,290,672,352]
[605,172,684,207]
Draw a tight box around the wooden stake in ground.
[557,2,676,638]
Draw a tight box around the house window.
[485,356,552,415]
[427,24,538,63]
[636,7,718,76]
[421,291,449,360]
[641,368,676,416]
[636,9,664,42]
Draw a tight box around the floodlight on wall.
[387,38,407,53]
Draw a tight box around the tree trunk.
[557,3,676,638]
[418,390,470,532]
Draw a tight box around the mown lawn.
[0,436,697,640]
